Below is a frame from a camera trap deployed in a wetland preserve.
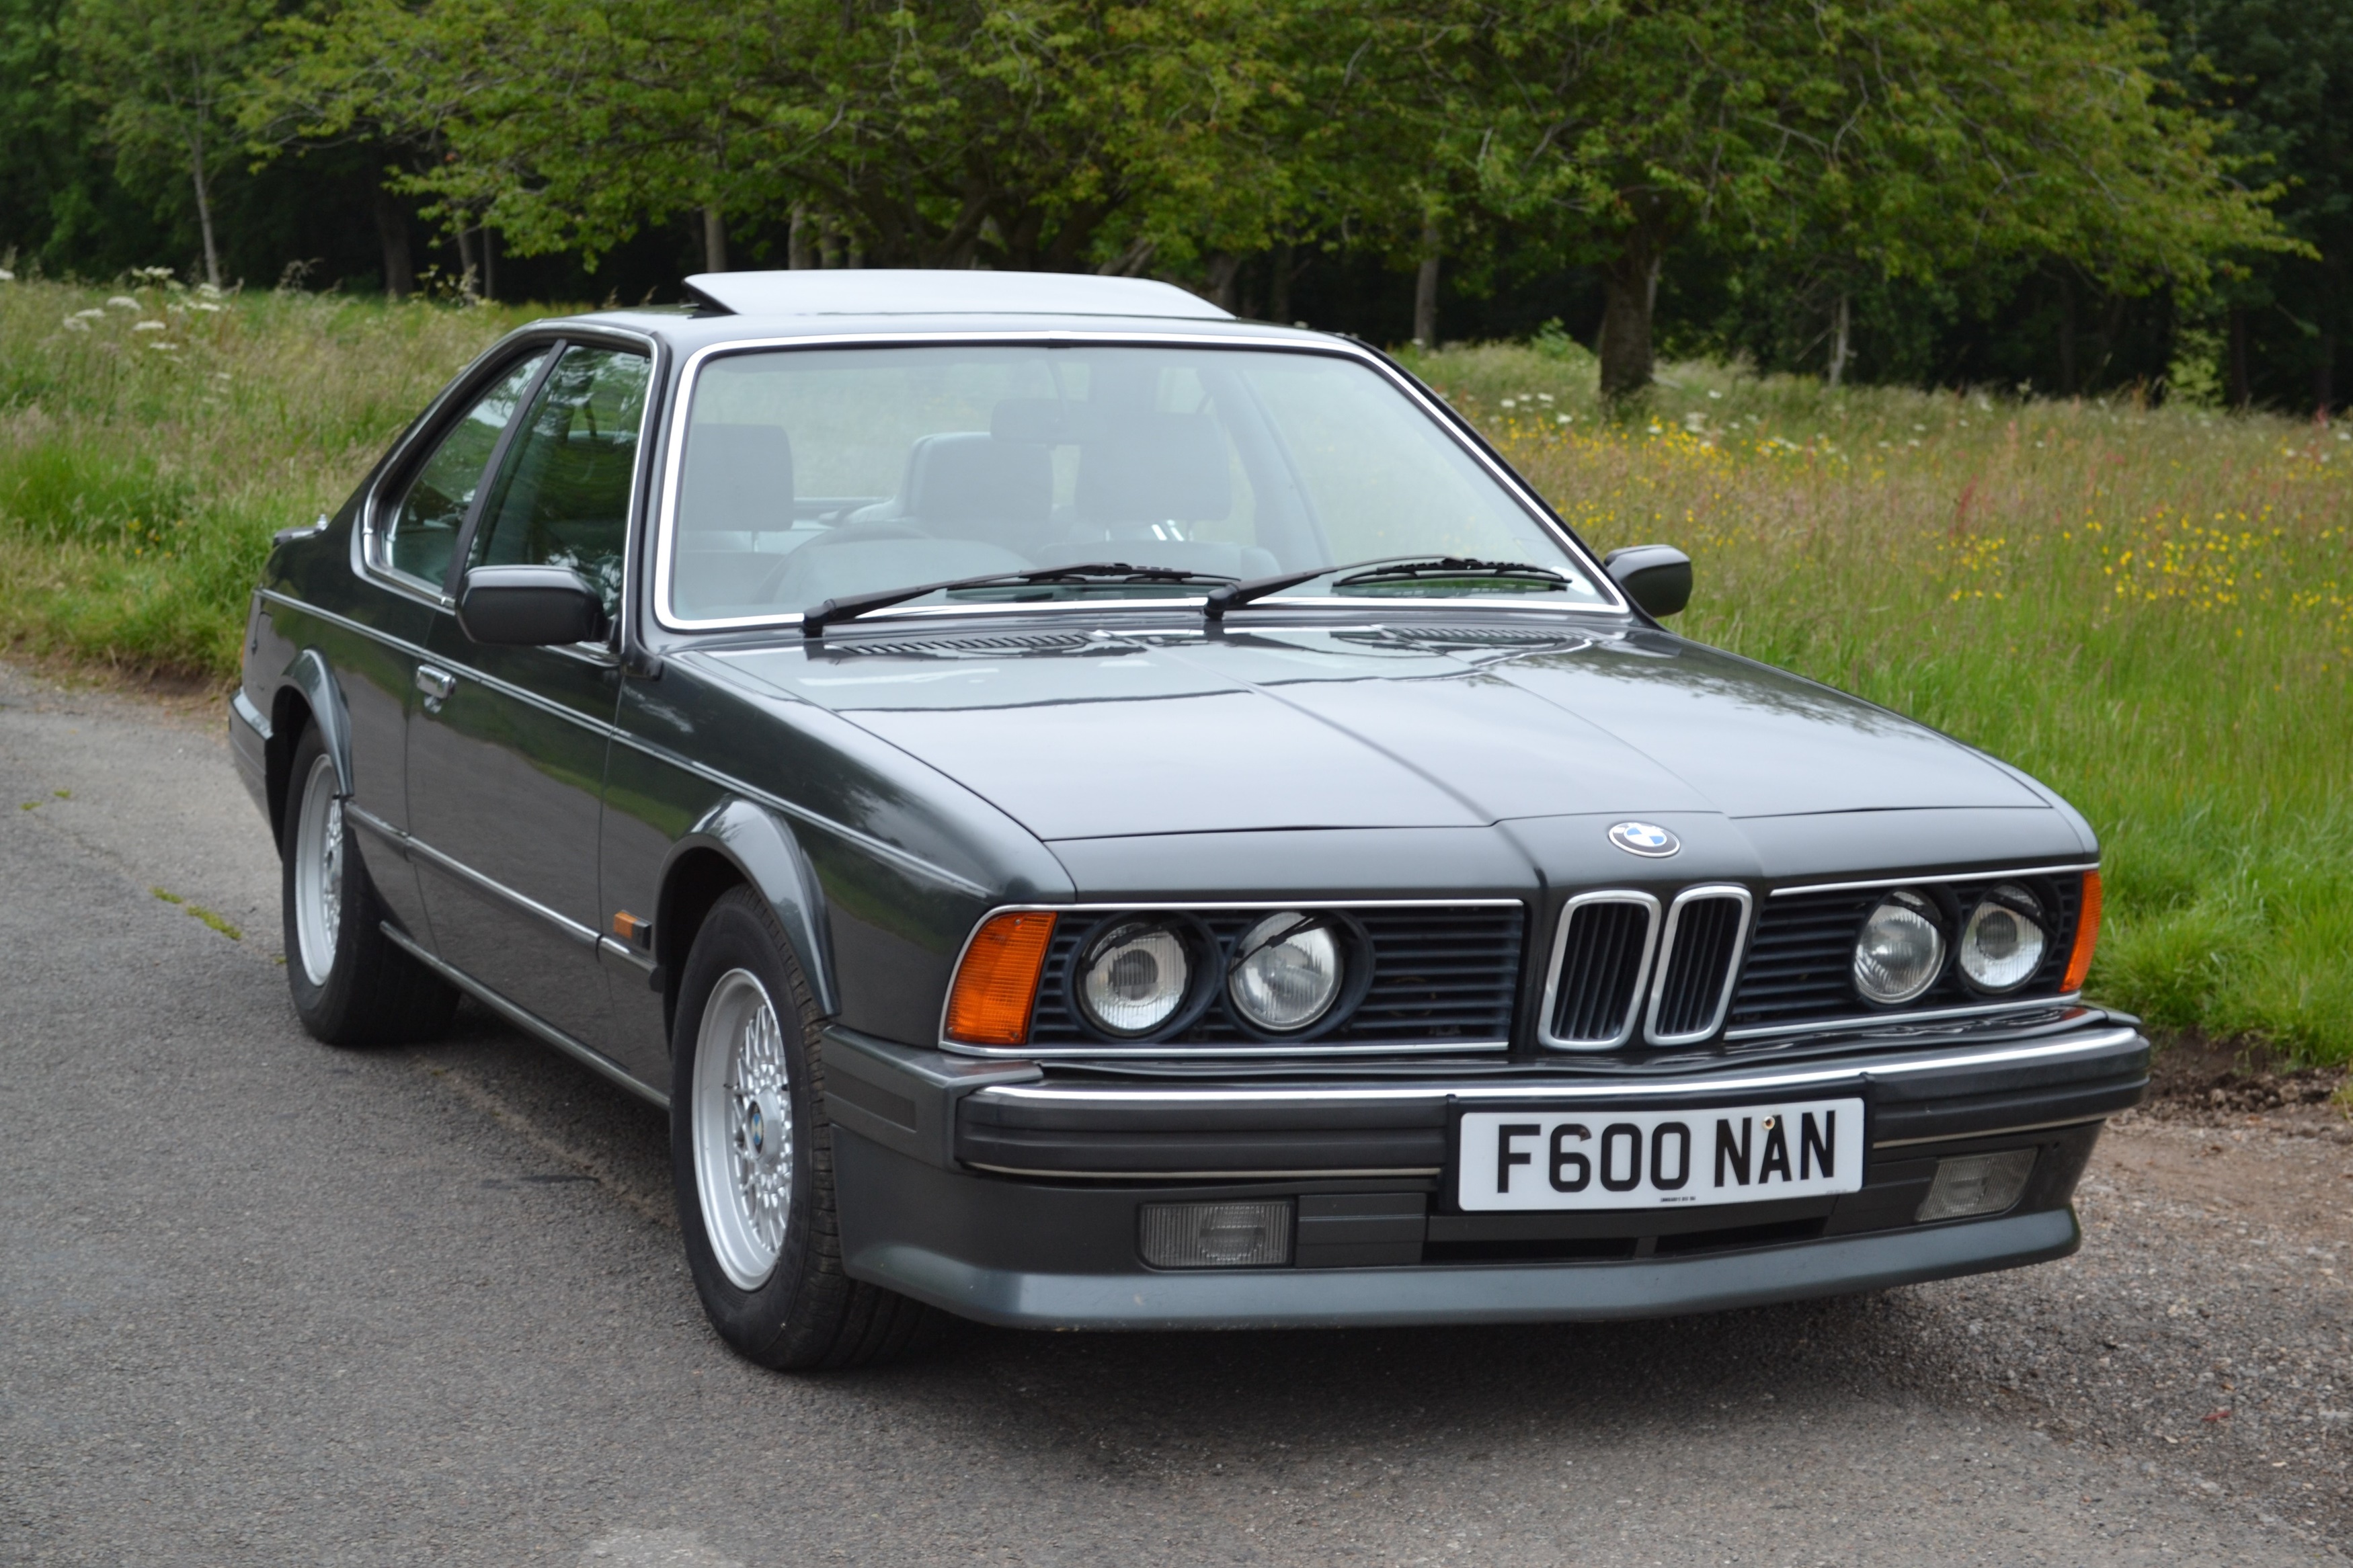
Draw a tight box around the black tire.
[670,885,948,1370]
[280,722,458,1046]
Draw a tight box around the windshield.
[662,343,1611,626]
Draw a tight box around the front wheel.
[280,723,457,1045]
[671,886,945,1369]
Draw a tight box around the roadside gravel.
[1,659,2344,1567]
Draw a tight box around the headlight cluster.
[1851,882,2049,1005]
[1070,910,1353,1040]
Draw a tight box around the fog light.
[1916,1149,2037,1223]
[1139,1200,1293,1268]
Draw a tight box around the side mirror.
[1603,544,1692,619]
[457,564,609,646]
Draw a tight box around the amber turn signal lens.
[2062,870,2102,993]
[945,911,1058,1046]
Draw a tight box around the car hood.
[713,624,2042,841]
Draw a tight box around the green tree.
[1452,0,2285,399]
[62,0,269,286]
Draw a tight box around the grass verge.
[0,280,2344,1060]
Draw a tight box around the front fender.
[660,798,837,1017]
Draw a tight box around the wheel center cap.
[746,1099,764,1153]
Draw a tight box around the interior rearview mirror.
[458,565,609,647]
[1603,544,1693,619]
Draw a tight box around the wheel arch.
[265,651,353,843]
[655,799,837,1034]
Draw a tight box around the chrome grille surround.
[1536,891,1661,1051]
[1643,885,1754,1046]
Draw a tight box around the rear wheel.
[671,886,946,1369]
[280,722,458,1045]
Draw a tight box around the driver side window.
[378,352,548,587]
[467,345,651,618]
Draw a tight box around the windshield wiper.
[801,563,1234,638]
[1203,556,1568,622]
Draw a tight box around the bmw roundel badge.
[1607,821,1681,858]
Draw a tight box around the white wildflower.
[61,315,90,332]
[192,301,222,313]
[147,341,179,352]
[131,319,166,332]
[106,295,139,311]
[74,307,104,319]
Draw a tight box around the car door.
[340,349,554,942]
[404,341,653,1068]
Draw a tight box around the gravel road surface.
[1,660,2345,1567]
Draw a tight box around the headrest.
[1074,412,1231,524]
[680,423,793,534]
[903,433,1051,525]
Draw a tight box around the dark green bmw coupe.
[231,270,2145,1368]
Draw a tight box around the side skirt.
[380,921,670,1111]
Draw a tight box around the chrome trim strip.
[651,329,1630,634]
[1724,993,2082,1041]
[936,899,1526,1059]
[598,934,657,973]
[965,1163,1443,1180]
[1643,884,1753,1047]
[229,688,271,741]
[255,593,986,895]
[1770,864,2098,897]
[1872,1116,2110,1150]
[967,1026,2145,1109]
[346,803,600,950]
[380,922,668,1110]
[1535,891,1660,1053]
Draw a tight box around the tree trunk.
[1206,252,1242,313]
[456,226,480,298]
[2227,306,2252,409]
[188,129,221,289]
[2315,333,2335,421]
[789,205,812,270]
[374,188,413,300]
[1827,294,1851,388]
[480,226,495,302]
[1269,242,1293,324]
[701,205,728,272]
[1596,231,1662,401]
[819,216,843,269]
[1412,213,1441,348]
[2057,271,2079,396]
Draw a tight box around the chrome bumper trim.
[969,1025,2145,1111]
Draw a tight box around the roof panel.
[682,270,1230,320]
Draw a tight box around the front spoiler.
[850,1206,2081,1330]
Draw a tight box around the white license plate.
[1455,1100,1865,1212]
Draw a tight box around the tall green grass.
[1402,341,2353,1063]
[0,279,531,675]
[0,280,2344,1059]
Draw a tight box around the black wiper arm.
[801,563,1234,638]
[1203,556,1568,622]
[1334,556,1568,587]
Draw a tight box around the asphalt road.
[2,659,2346,1568]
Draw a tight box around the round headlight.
[1227,913,1344,1032]
[1077,921,1191,1036]
[1958,885,2046,993]
[1853,890,1944,1005]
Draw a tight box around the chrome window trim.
[649,329,1630,635]
[354,323,662,613]
[1534,891,1660,1053]
[1642,884,1755,1046]
[1770,863,2098,897]
[965,1024,2145,1110]
[937,898,1526,1059]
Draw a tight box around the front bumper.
[824,1014,2145,1330]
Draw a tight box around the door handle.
[414,665,456,710]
